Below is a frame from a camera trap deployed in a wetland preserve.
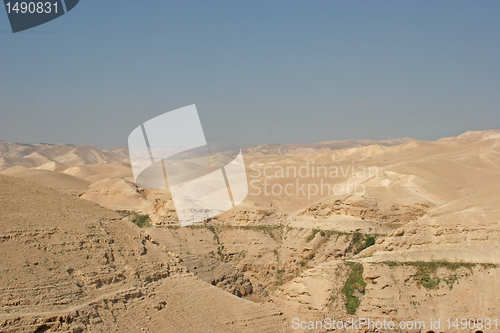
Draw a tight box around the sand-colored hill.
[242,137,413,155]
[61,164,133,183]
[0,175,288,332]
[3,132,500,234]
[80,178,153,212]
[439,129,500,141]
[0,167,90,194]
[2,130,500,332]
[35,161,69,172]
[0,142,126,172]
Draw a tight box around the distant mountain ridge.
[242,137,414,155]
[0,137,415,171]
[0,142,127,172]
[2,130,498,171]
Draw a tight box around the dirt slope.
[0,175,287,332]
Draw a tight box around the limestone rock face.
[357,262,500,332]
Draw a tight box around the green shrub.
[348,233,377,255]
[342,262,366,315]
[131,213,150,228]
[364,235,376,248]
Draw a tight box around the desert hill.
[3,130,500,233]
[2,130,500,332]
[242,137,413,155]
[0,142,127,172]
[1,167,90,194]
[0,175,287,332]
[439,129,500,141]
[0,137,412,171]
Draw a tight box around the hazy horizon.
[3,128,495,150]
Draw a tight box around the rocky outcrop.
[300,199,430,225]
[179,254,267,300]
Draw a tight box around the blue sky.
[1,1,499,147]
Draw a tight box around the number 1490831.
[5,2,58,14]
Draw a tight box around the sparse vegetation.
[276,269,284,286]
[167,223,286,243]
[364,235,376,248]
[382,260,496,289]
[237,224,285,242]
[207,225,218,235]
[206,225,224,260]
[306,229,321,242]
[342,262,366,315]
[348,232,376,255]
[131,213,150,228]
